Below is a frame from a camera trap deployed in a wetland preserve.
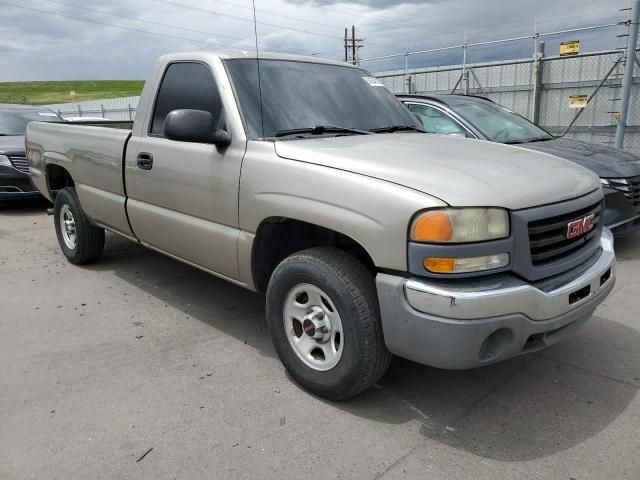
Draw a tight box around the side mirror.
[164,109,231,148]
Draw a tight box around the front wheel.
[54,187,105,264]
[266,247,391,400]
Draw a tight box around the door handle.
[137,152,153,170]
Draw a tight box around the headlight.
[600,178,610,187]
[410,208,509,243]
[0,155,12,167]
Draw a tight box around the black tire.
[54,187,105,265]
[266,247,391,400]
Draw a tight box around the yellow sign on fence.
[560,40,580,56]
[569,95,588,109]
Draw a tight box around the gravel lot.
[1,200,639,480]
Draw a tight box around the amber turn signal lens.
[424,258,456,273]
[424,253,510,274]
[411,211,453,242]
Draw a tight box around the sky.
[0,0,633,81]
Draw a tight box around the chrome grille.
[604,176,640,211]
[8,154,29,174]
[528,201,603,266]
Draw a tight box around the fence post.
[462,29,469,95]
[77,105,82,117]
[532,41,545,124]
[128,104,133,121]
[404,51,410,94]
[101,104,105,118]
[615,0,640,149]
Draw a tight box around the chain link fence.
[376,48,640,154]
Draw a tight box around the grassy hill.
[0,80,145,105]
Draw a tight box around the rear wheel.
[266,247,391,400]
[54,187,105,264]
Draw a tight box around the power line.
[361,21,624,64]
[326,3,466,32]
[359,2,626,54]
[2,0,341,59]
[152,0,391,48]
[39,0,244,41]
[183,0,345,32]
[0,1,231,47]
[153,0,343,40]
[351,0,623,52]
[356,0,620,34]
[360,1,624,52]
[465,4,626,41]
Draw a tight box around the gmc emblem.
[567,214,595,239]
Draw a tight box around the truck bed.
[27,121,133,237]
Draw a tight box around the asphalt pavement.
[1,200,639,479]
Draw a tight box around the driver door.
[125,61,243,281]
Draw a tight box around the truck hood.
[274,133,599,210]
[0,135,25,156]
[517,137,640,178]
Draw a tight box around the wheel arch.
[250,216,377,293]
[45,163,75,199]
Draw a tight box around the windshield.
[0,109,63,136]
[225,59,422,139]
[453,100,553,144]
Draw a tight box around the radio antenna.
[251,0,265,138]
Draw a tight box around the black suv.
[0,104,64,201]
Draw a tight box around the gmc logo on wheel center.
[566,213,595,239]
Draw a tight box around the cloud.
[0,0,630,82]
[287,0,443,7]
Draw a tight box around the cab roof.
[162,50,358,69]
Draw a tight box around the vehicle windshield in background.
[454,100,553,144]
[225,59,422,139]
[0,109,63,136]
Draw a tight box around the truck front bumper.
[376,228,616,370]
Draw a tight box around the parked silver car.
[399,94,640,237]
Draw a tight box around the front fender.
[238,142,446,272]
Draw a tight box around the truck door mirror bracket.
[164,109,231,148]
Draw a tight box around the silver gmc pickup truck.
[26,51,616,400]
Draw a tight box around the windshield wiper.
[526,136,554,143]
[370,124,424,134]
[274,125,373,138]
[504,136,552,145]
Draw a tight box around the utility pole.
[352,25,356,65]
[344,28,348,63]
[343,25,364,64]
[615,0,640,149]
[462,29,469,95]
[532,41,545,124]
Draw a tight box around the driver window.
[408,104,466,136]
[150,62,224,137]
